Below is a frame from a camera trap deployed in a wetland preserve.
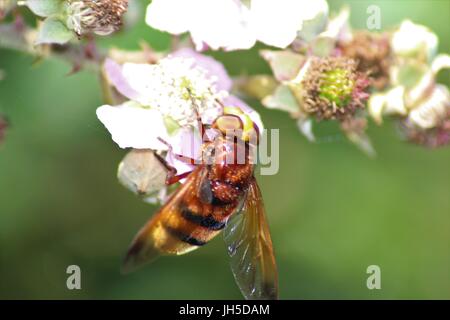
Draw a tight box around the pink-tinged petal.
[145,0,192,35]
[104,59,163,106]
[223,95,265,132]
[189,0,256,51]
[171,48,232,91]
[165,127,203,178]
[165,151,196,178]
[104,59,141,101]
[168,127,203,160]
[96,103,169,150]
[120,63,161,106]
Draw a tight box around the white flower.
[368,19,450,131]
[391,20,438,62]
[96,56,225,158]
[146,0,328,51]
[97,52,264,179]
[101,57,224,128]
[369,53,450,128]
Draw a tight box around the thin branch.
[0,22,104,72]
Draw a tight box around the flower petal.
[96,103,169,150]
[164,126,203,178]
[104,58,141,102]
[145,0,192,34]
[119,63,162,106]
[384,86,408,116]
[189,0,256,51]
[368,93,387,125]
[297,0,329,42]
[250,0,302,48]
[431,54,450,75]
[391,20,438,62]
[171,48,232,91]
[168,126,202,160]
[408,85,450,129]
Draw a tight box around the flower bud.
[401,113,450,148]
[400,85,450,148]
[391,20,438,63]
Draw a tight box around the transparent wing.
[223,178,278,300]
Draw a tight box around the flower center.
[319,68,354,108]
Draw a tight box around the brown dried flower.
[67,0,128,36]
[339,32,392,90]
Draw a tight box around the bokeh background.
[1,0,449,299]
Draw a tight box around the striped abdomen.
[122,164,253,272]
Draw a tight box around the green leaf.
[36,17,73,45]
[25,0,63,17]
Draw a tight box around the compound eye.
[213,115,243,134]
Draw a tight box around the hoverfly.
[122,106,278,300]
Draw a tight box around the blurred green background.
[1,0,449,299]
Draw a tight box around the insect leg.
[157,136,198,165]
[186,88,212,143]
[166,170,193,185]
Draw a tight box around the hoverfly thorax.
[207,109,260,168]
